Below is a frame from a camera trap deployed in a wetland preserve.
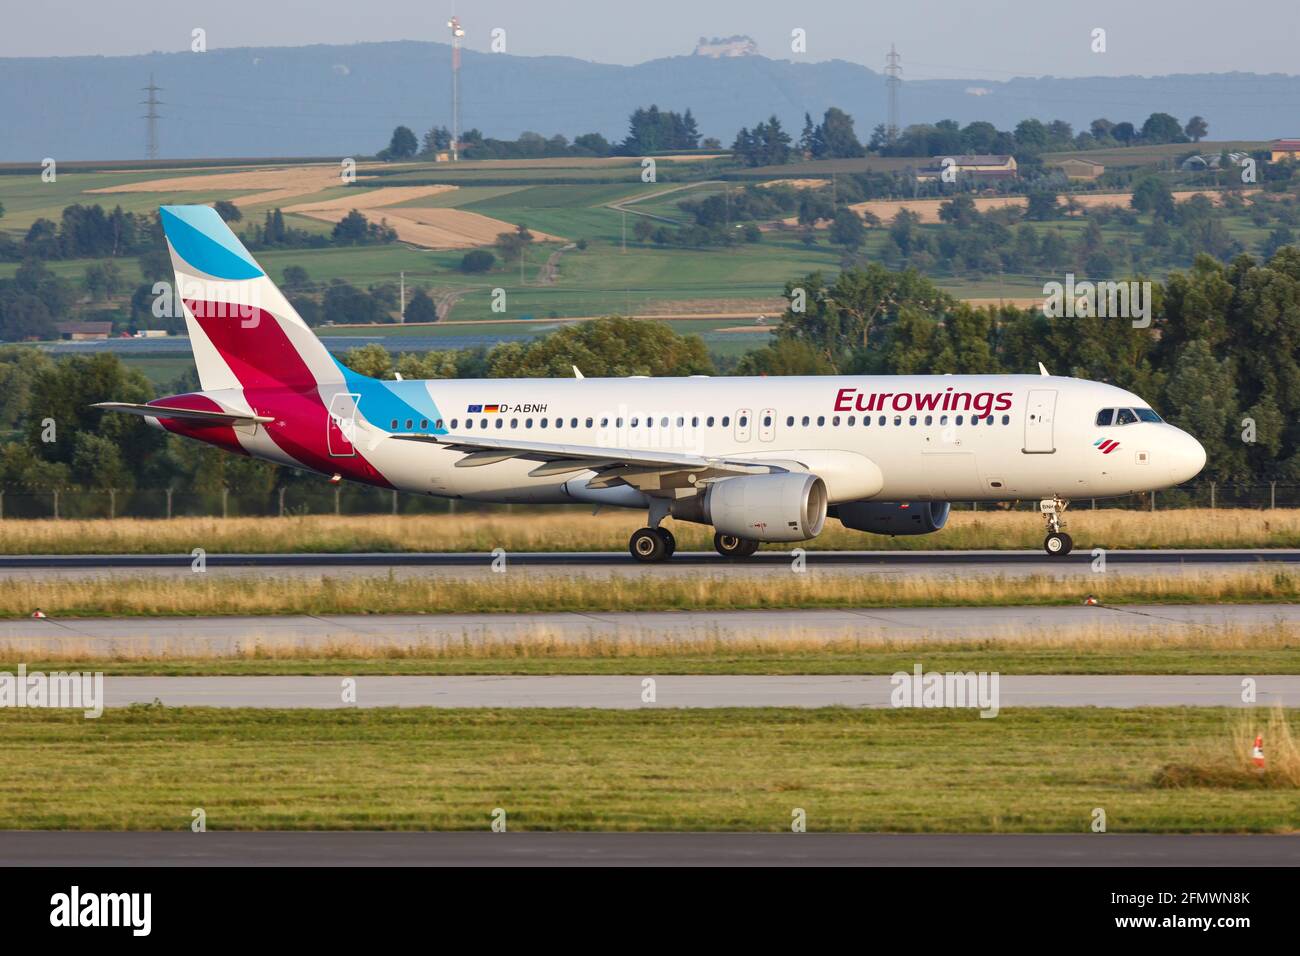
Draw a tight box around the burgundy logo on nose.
[1093,438,1120,454]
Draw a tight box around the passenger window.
[707,417,715,427]
[939,415,948,425]
[661,417,669,427]
[1001,415,1009,425]
[598,418,606,427]
[893,416,901,426]
[956,415,963,425]
[739,415,748,427]
[722,416,730,427]
[864,416,871,426]
[631,417,639,427]
[832,416,840,426]
[405,419,413,429]
[525,418,533,428]
[802,416,810,426]
[924,415,932,426]
[450,419,459,429]
[878,416,886,426]
[480,419,487,429]
[692,417,699,427]
[1095,409,1114,427]
[1116,408,1137,426]
[390,419,398,429]
[817,416,825,426]
[616,417,623,427]
[787,416,795,427]
[495,418,503,429]
[465,420,473,430]
[909,415,917,426]
[677,417,684,427]
[763,415,772,427]
[420,419,428,429]
[847,415,855,426]
[554,418,562,429]
[571,418,578,428]
[435,419,444,429]
[586,418,593,427]
[511,418,518,428]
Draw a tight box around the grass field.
[1,508,1294,554]
[10,623,1297,676]
[1,707,1294,831]
[2,567,1293,619]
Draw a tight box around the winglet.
[572,365,585,379]
[1038,362,1050,377]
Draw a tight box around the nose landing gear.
[1040,496,1073,557]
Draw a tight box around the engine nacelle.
[832,500,951,536]
[673,473,828,542]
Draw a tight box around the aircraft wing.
[391,432,785,493]
[92,402,274,426]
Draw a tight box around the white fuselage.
[341,373,1205,508]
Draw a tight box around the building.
[1270,139,1300,162]
[916,154,1018,184]
[1057,158,1105,180]
[56,321,113,340]
[1181,151,1250,171]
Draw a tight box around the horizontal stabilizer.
[91,402,273,425]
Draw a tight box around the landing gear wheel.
[1044,532,1073,557]
[630,527,668,562]
[714,532,759,558]
[655,528,676,557]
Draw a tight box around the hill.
[1,41,1298,161]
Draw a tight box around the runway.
[0,548,1294,581]
[58,674,1300,708]
[2,831,1296,866]
[3,604,1295,656]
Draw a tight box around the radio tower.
[884,44,902,145]
[447,16,465,161]
[141,73,164,160]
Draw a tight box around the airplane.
[95,205,1206,561]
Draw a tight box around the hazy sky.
[3,0,1295,79]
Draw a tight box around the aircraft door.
[327,392,360,457]
[1023,389,1057,454]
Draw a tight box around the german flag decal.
[1093,438,1120,454]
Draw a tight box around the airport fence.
[0,481,1295,520]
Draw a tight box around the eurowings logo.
[1094,438,1120,454]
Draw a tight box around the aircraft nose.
[1168,429,1207,484]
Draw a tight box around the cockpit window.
[1134,408,1162,423]
[1095,409,1114,427]
[1114,408,1138,426]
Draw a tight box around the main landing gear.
[713,532,759,559]
[1040,496,1073,558]
[628,499,677,563]
[629,526,676,562]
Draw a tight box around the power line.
[885,44,902,144]
[140,73,164,160]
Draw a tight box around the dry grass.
[2,567,1294,618]
[1155,706,1300,789]
[1,508,1297,555]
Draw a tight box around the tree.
[1184,116,1208,143]
[460,249,496,273]
[332,210,371,244]
[1025,191,1060,221]
[829,208,867,249]
[1013,119,1048,152]
[488,317,713,378]
[810,108,864,159]
[282,265,311,291]
[1131,176,1176,220]
[421,126,452,154]
[403,288,438,324]
[213,200,242,223]
[1140,112,1185,144]
[385,126,419,159]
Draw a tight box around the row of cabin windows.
[391,415,736,431]
[390,412,1012,432]
[790,413,1011,427]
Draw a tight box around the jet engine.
[671,473,828,542]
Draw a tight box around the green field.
[1,706,1292,831]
